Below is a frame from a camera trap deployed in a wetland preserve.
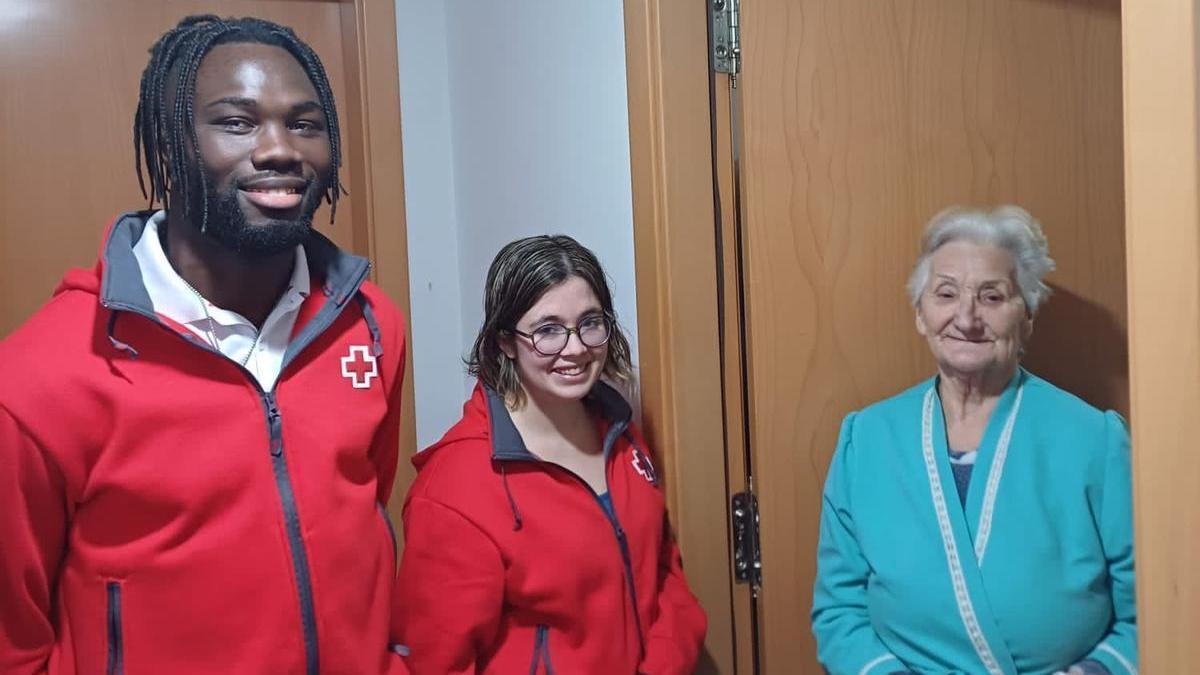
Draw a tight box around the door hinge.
[731,489,762,589]
[710,0,741,77]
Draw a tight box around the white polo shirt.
[131,211,309,391]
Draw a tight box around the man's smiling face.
[189,41,332,257]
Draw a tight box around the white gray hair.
[906,205,1056,313]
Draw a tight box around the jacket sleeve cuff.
[1087,641,1137,675]
[859,653,902,675]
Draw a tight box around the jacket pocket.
[106,581,124,675]
[528,624,554,675]
[378,502,398,569]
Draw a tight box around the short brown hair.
[467,235,634,407]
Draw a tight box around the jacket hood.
[52,212,142,299]
[415,380,634,470]
[67,211,374,360]
[85,211,370,311]
[55,265,103,297]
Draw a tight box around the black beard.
[199,178,325,258]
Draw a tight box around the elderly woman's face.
[915,240,1032,379]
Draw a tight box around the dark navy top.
[596,492,616,519]
[947,450,976,507]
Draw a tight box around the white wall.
[395,0,466,449]
[396,1,639,449]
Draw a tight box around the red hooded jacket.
[0,212,409,675]
[393,382,707,674]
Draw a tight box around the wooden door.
[728,0,1127,670]
[0,0,417,507]
[1,0,345,335]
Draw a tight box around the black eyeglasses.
[511,315,613,356]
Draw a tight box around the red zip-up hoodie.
[0,212,409,675]
[392,382,707,674]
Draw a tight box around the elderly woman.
[811,207,1136,675]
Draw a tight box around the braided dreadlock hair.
[134,15,344,232]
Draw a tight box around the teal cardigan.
[812,369,1136,675]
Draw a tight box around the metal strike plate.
[711,0,741,75]
[731,490,762,586]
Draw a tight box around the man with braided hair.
[0,16,409,674]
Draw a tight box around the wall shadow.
[1022,282,1129,416]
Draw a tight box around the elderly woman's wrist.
[1071,658,1112,675]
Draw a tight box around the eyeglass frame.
[508,315,614,356]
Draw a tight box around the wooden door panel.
[736,0,1124,670]
[0,0,356,338]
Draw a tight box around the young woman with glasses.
[392,235,707,674]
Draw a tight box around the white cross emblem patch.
[340,345,378,389]
[632,448,657,485]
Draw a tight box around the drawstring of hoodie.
[498,464,524,531]
[357,295,385,357]
[106,311,140,359]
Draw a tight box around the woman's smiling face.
[502,276,610,404]
[915,240,1032,380]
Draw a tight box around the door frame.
[335,0,418,512]
[622,1,746,672]
[624,0,1200,671]
[1122,0,1200,669]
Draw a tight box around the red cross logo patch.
[631,448,657,485]
[340,345,378,389]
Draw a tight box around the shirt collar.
[131,210,310,328]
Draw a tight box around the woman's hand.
[1054,659,1111,675]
